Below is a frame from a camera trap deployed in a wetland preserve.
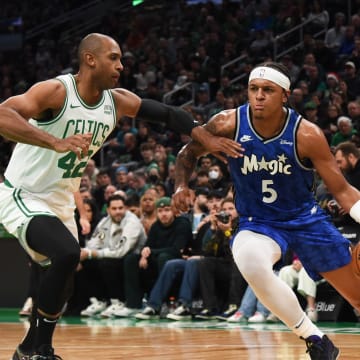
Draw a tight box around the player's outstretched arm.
[113,89,243,159]
[0,106,91,159]
[173,110,241,212]
[0,80,91,159]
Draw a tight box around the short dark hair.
[107,194,126,206]
[334,141,360,158]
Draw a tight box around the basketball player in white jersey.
[0,33,242,360]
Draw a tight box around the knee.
[55,244,80,270]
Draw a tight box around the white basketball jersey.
[5,74,117,199]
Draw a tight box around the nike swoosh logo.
[240,135,253,142]
[70,104,81,109]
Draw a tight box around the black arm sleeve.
[136,99,198,135]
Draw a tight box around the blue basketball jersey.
[228,104,352,280]
[228,103,323,224]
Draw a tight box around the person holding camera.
[135,189,221,320]
[195,197,242,319]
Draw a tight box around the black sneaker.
[195,308,217,320]
[134,306,159,320]
[30,345,62,360]
[303,335,340,360]
[12,346,32,360]
[166,305,192,321]
[216,304,238,321]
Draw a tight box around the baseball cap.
[345,61,356,69]
[155,197,172,209]
[115,165,128,174]
[304,101,317,110]
[326,72,339,83]
[195,187,210,197]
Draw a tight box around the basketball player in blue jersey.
[0,33,242,360]
[173,61,360,359]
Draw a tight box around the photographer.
[195,197,244,320]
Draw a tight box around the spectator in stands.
[83,159,99,187]
[324,12,346,55]
[115,197,193,317]
[164,162,176,196]
[331,116,357,147]
[331,142,360,243]
[289,88,305,116]
[205,89,226,118]
[92,168,112,212]
[73,195,146,317]
[280,54,300,84]
[75,198,100,248]
[227,285,270,323]
[318,103,342,144]
[112,132,142,168]
[349,35,360,70]
[195,197,239,319]
[140,188,159,235]
[132,169,150,198]
[342,61,360,101]
[347,100,360,129]
[338,25,356,59]
[208,162,230,194]
[138,142,157,170]
[114,165,129,192]
[305,0,329,34]
[99,184,117,217]
[303,101,319,125]
[125,194,141,218]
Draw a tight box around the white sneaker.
[227,311,246,323]
[113,306,141,317]
[80,297,107,317]
[306,308,318,322]
[19,297,33,316]
[266,313,279,322]
[100,299,125,318]
[248,311,266,323]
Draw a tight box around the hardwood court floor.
[0,313,359,359]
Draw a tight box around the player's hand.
[172,186,195,213]
[53,132,92,160]
[191,126,244,162]
[206,136,244,163]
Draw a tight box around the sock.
[34,312,58,351]
[292,312,324,339]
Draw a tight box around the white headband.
[249,66,291,90]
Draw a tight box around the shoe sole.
[166,315,192,321]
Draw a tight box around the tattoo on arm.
[175,144,200,189]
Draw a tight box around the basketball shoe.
[303,335,340,360]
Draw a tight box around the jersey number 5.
[262,180,277,204]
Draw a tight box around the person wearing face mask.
[147,163,161,185]
[208,162,230,194]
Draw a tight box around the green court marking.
[1,308,360,334]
